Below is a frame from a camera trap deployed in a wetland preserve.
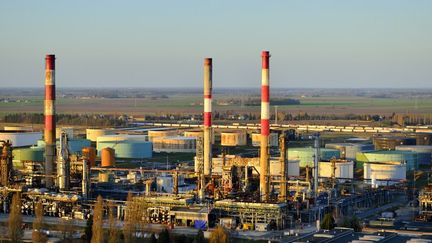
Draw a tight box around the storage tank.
[325,143,374,160]
[98,172,114,183]
[3,126,33,131]
[396,145,432,165]
[373,136,416,150]
[183,130,215,143]
[101,148,115,167]
[86,128,115,142]
[345,137,371,144]
[356,150,418,170]
[364,162,406,186]
[37,139,91,154]
[287,148,340,167]
[319,160,354,179]
[251,133,278,147]
[268,159,300,177]
[152,136,195,153]
[148,130,178,141]
[97,138,152,159]
[221,132,247,146]
[12,147,44,162]
[406,133,432,145]
[0,131,42,147]
[82,147,96,167]
[56,127,74,139]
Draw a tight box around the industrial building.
[0,51,418,240]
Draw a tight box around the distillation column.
[44,54,56,187]
[260,51,270,202]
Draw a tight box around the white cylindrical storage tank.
[251,133,278,147]
[363,162,406,186]
[3,126,33,131]
[319,160,354,179]
[148,130,178,141]
[325,143,374,160]
[152,136,196,153]
[56,127,74,139]
[86,128,115,142]
[221,132,247,146]
[0,131,42,147]
[183,130,215,143]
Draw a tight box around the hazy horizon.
[1,1,431,88]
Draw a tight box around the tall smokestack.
[260,51,270,202]
[45,54,56,187]
[203,58,212,176]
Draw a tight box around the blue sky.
[1,1,431,88]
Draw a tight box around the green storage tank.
[12,147,44,162]
[287,147,340,167]
[356,150,418,170]
[36,139,91,154]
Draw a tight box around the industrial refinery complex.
[1,52,432,242]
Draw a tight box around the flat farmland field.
[1,94,432,116]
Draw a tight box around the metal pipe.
[203,58,213,176]
[57,131,70,190]
[44,54,56,188]
[260,51,270,202]
[82,159,89,198]
[279,133,287,202]
[314,134,320,197]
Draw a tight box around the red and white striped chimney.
[45,54,56,187]
[203,58,212,176]
[260,51,270,202]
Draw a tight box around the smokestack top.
[45,55,56,70]
[262,51,270,69]
[204,58,212,66]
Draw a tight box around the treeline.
[1,113,127,127]
[244,98,300,106]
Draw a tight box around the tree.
[209,226,228,243]
[91,195,104,243]
[148,233,157,243]
[32,201,46,243]
[340,216,362,232]
[85,214,94,241]
[123,192,137,243]
[8,192,23,243]
[194,229,205,243]
[157,229,170,243]
[321,213,336,230]
[108,201,120,243]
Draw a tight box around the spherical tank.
[82,147,96,167]
[101,148,115,167]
